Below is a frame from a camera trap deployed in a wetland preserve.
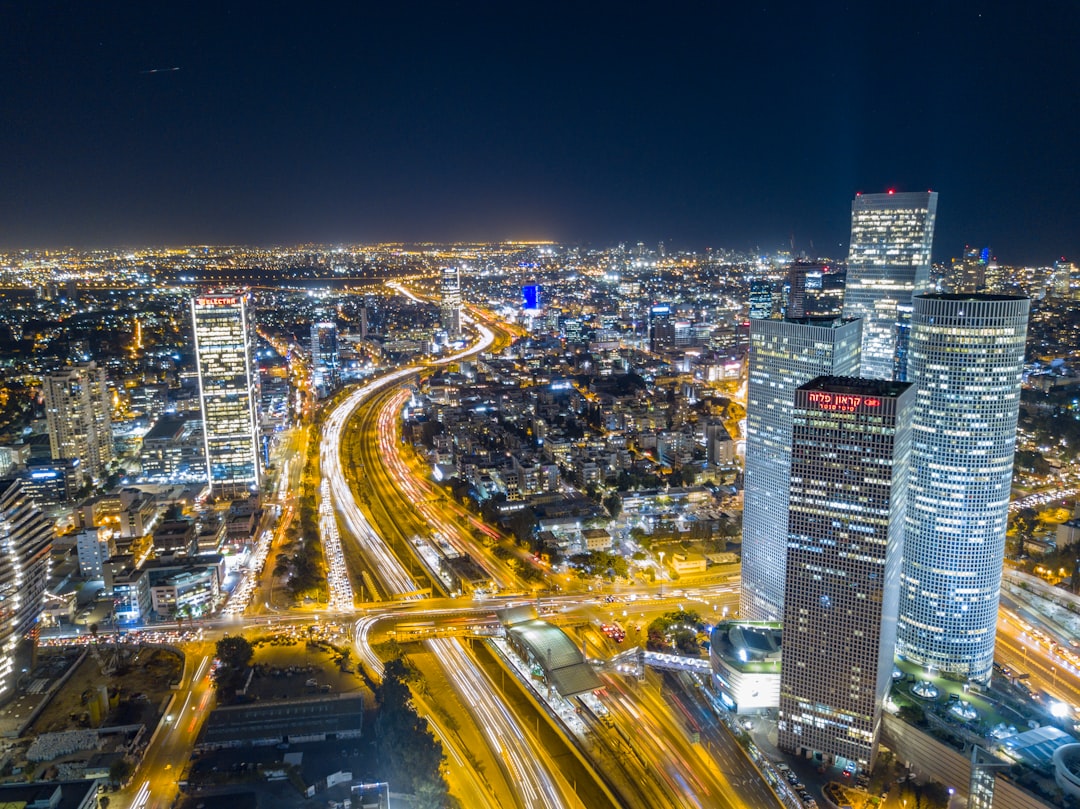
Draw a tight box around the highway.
[322,315,583,809]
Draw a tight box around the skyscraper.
[950,245,990,294]
[43,361,114,485]
[778,377,913,772]
[440,266,463,339]
[0,478,53,697]
[749,279,775,320]
[310,319,340,398]
[897,294,1030,682]
[191,293,262,499]
[843,191,938,381]
[740,317,863,621]
[648,304,675,352]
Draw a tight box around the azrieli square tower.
[740,317,862,621]
[843,191,937,381]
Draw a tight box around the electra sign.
[806,391,882,412]
[199,296,240,306]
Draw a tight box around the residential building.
[778,376,913,772]
[740,317,862,621]
[75,527,116,579]
[43,361,114,485]
[191,293,261,498]
[0,478,54,697]
[842,191,938,380]
[897,294,1030,682]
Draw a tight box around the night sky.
[2,3,1077,263]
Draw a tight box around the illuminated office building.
[749,280,775,320]
[440,267,463,339]
[191,293,261,498]
[778,377,913,772]
[649,304,675,352]
[310,319,340,398]
[897,294,1029,682]
[0,478,53,698]
[43,361,113,485]
[843,191,938,380]
[740,317,862,621]
[950,245,990,293]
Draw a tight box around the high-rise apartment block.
[440,267,463,339]
[778,377,913,771]
[843,191,938,381]
[749,280,775,320]
[0,478,53,697]
[43,361,114,485]
[897,294,1029,682]
[740,317,862,621]
[191,293,261,499]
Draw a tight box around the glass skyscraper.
[740,317,862,621]
[896,294,1030,682]
[843,191,938,381]
[778,377,913,772]
[192,292,262,499]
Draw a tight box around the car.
[776,763,791,772]
[792,782,806,791]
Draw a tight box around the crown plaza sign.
[807,390,882,412]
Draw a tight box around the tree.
[214,635,254,694]
[109,757,133,786]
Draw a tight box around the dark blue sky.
[1,2,1076,263]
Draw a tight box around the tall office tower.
[897,294,1030,682]
[440,267,463,339]
[778,377,913,772]
[740,318,862,621]
[749,280,775,319]
[951,245,990,293]
[43,361,114,485]
[843,191,938,381]
[191,292,262,499]
[648,304,676,352]
[1054,258,1077,298]
[310,319,340,398]
[0,478,53,697]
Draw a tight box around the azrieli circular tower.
[896,294,1030,682]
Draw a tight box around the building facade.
[740,318,862,621]
[842,191,938,381]
[43,361,114,485]
[310,319,340,398]
[897,294,1030,682]
[778,377,913,772]
[440,266,463,339]
[191,293,261,498]
[0,478,54,698]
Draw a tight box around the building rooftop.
[799,375,912,398]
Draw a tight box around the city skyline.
[1,5,1077,262]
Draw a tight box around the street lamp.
[658,551,666,597]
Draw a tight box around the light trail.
[325,319,574,808]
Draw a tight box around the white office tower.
[740,317,862,621]
[778,377,913,772]
[843,191,938,381]
[896,294,1030,682]
[0,478,53,697]
[440,266,463,339]
[43,361,114,485]
[191,293,262,499]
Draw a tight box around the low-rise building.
[709,621,782,714]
